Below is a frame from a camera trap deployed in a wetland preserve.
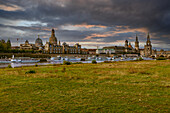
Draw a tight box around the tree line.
[0,39,11,51]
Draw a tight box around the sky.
[0,0,170,50]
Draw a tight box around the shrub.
[156,57,166,60]
[63,61,71,65]
[7,64,12,68]
[138,57,143,61]
[35,64,38,67]
[92,60,97,64]
[25,70,36,74]
[81,58,85,61]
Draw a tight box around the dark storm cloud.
[0,0,170,49]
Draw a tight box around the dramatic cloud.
[0,0,170,50]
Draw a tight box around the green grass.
[0,60,170,112]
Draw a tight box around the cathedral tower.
[49,29,57,45]
[144,33,152,57]
[125,40,128,48]
[135,34,139,51]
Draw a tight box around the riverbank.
[0,60,170,112]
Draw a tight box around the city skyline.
[0,0,170,50]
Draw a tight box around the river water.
[0,57,154,68]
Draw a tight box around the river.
[0,57,154,68]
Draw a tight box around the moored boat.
[0,59,11,63]
[69,57,81,61]
[50,56,64,61]
[106,57,112,60]
[11,55,40,63]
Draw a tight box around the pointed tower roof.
[135,34,139,42]
[136,34,138,40]
[147,33,150,41]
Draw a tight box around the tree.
[0,41,3,51]
[6,39,11,50]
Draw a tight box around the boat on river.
[11,55,40,63]
[0,59,11,63]
[106,57,112,60]
[69,57,81,61]
[51,56,64,61]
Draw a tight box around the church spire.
[147,33,150,41]
[146,33,151,45]
[135,34,139,51]
[51,28,55,37]
[136,34,138,42]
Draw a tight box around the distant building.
[88,49,97,55]
[135,35,139,51]
[144,33,152,57]
[81,48,88,54]
[44,29,81,54]
[97,40,136,55]
[35,35,43,50]
[96,33,155,57]
[157,49,170,58]
[20,40,36,50]
[139,49,144,56]
[11,46,20,50]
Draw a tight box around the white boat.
[64,57,69,61]
[21,59,40,63]
[0,59,11,63]
[87,56,95,61]
[96,57,102,60]
[87,57,91,60]
[106,57,112,60]
[112,56,116,61]
[51,56,64,61]
[133,58,137,60]
[69,57,81,61]
[11,59,22,63]
[11,55,40,63]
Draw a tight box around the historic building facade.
[20,40,36,50]
[20,35,43,51]
[97,39,137,55]
[96,33,155,57]
[35,35,43,50]
[144,33,152,57]
[44,29,81,54]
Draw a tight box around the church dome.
[25,40,29,44]
[35,35,43,47]
[49,29,57,45]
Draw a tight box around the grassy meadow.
[0,60,170,112]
